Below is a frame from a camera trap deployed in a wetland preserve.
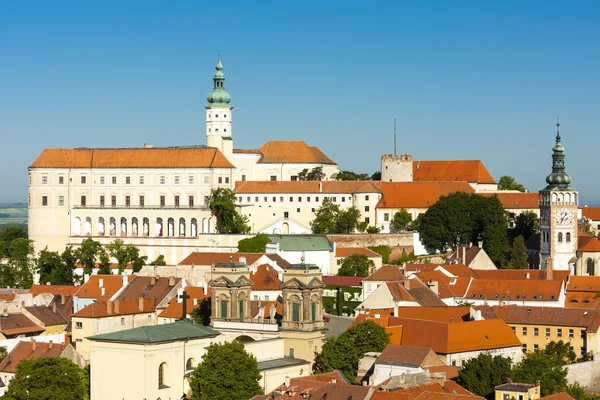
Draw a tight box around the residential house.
[250,263,283,301]
[410,268,473,306]
[491,305,600,355]
[446,243,497,270]
[565,276,600,307]
[495,380,541,400]
[0,313,44,340]
[331,247,383,276]
[73,275,133,312]
[322,275,364,316]
[356,277,445,313]
[22,304,68,335]
[362,265,407,300]
[464,279,565,308]
[575,234,600,276]
[253,371,348,400]
[267,235,333,275]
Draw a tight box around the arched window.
[566,232,571,242]
[158,362,167,388]
[587,259,595,276]
[186,358,195,371]
[558,233,563,243]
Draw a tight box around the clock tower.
[539,121,578,272]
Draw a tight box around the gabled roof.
[578,235,600,252]
[541,393,575,400]
[405,264,478,279]
[335,247,382,258]
[234,180,381,195]
[387,282,415,302]
[250,264,282,291]
[364,266,406,282]
[268,235,332,252]
[376,344,441,367]
[264,371,347,400]
[25,306,68,326]
[377,182,475,209]
[0,341,68,373]
[158,286,211,319]
[480,192,539,209]
[307,382,372,400]
[74,275,132,300]
[29,285,80,297]
[115,276,180,304]
[387,307,476,323]
[473,269,569,282]
[491,305,600,332]
[179,252,264,266]
[412,160,496,184]
[30,147,234,169]
[73,298,156,318]
[414,270,471,299]
[466,279,563,302]
[582,207,600,221]
[567,276,600,292]
[88,320,219,343]
[322,276,364,287]
[0,314,44,336]
[446,245,483,266]
[257,141,336,165]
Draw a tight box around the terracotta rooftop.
[373,380,482,400]
[480,192,540,209]
[263,371,347,400]
[466,279,563,302]
[405,264,478,279]
[567,276,600,292]
[387,306,476,323]
[446,245,483,266]
[158,286,211,319]
[335,247,382,258]
[540,393,575,400]
[578,235,600,252]
[491,305,600,332]
[75,275,133,300]
[0,314,44,336]
[30,147,234,169]
[387,281,415,302]
[115,276,180,305]
[25,306,68,326]
[178,252,290,269]
[414,270,472,299]
[250,264,282,291]
[73,298,156,318]
[234,180,381,195]
[412,160,496,184]
[0,341,68,374]
[257,141,336,165]
[364,265,406,282]
[582,207,600,221]
[322,276,364,287]
[376,344,442,367]
[307,382,372,400]
[251,300,283,319]
[473,269,570,282]
[377,182,475,209]
[29,285,80,296]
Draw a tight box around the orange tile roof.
[75,275,132,300]
[480,192,539,209]
[427,365,460,380]
[250,264,282,291]
[265,371,347,400]
[415,271,472,298]
[387,306,474,323]
[473,269,570,282]
[29,285,80,296]
[582,207,600,221]
[73,298,156,318]
[541,394,574,400]
[322,276,364,287]
[251,300,283,319]
[0,314,44,336]
[579,236,600,252]
[115,276,180,304]
[178,252,264,266]
[466,279,563,302]
[376,344,441,367]
[412,160,496,184]
[307,383,371,400]
[158,286,211,319]
[567,276,600,292]
[377,182,475,209]
[0,341,68,374]
[30,147,234,169]
[364,265,406,282]
[386,281,415,302]
[335,247,382,258]
[234,180,381,194]
[405,263,478,278]
[491,305,600,332]
[257,141,336,164]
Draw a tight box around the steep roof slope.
[257,141,336,164]
[412,160,496,184]
[377,182,475,209]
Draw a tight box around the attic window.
[522,295,526,299]
[533,295,537,299]
[479,294,483,298]
[516,295,520,299]
[550,296,555,300]
[494,294,499,299]
[539,295,543,300]
[471,294,476,298]
[501,294,506,299]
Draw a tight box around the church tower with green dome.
[539,121,578,273]
[205,56,234,160]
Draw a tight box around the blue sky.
[1,1,599,204]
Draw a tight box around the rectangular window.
[204,176,209,184]
[298,197,302,202]
[533,344,539,351]
[80,195,86,206]
[365,217,370,223]
[366,195,370,201]
[139,196,145,207]
[42,196,48,206]
[384,213,390,222]
[333,197,337,202]
[188,175,194,184]
[175,196,180,208]
[264,197,268,202]
[284,212,289,219]
[365,206,370,212]
[204,196,209,205]
[255,197,259,202]
[81,176,87,184]
[75,322,82,329]
[220,300,227,318]
[557,328,562,337]
[534,328,539,336]
[225,177,230,184]
[241,175,246,181]
[99,176,105,185]
[218,177,223,184]
[307,197,311,202]
[125,196,131,207]
[342,197,346,202]
[189,196,194,207]
[273,197,277,202]
[311,303,316,321]
[522,327,527,335]
[270,176,277,181]
[522,344,527,351]
[297,208,300,212]
[125,176,131,184]
[546,328,551,337]
[111,176,117,184]
[511,326,516,333]
[58,195,64,206]
[569,329,574,338]
[239,300,244,321]
[139,175,144,184]
[160,176,166,184]
[280,196,284,202]
[311,208,315,212]
[59,176,64,184]
[42,176,48,184]
[160,196,166,207]
[289,197,293,202]
[120,317,125,325]
[174,176,180,184]
[100,195,105,207]
[291,176,298,181]
[111,196,116,207]
[315,197,319,202]
[292,303,300,322]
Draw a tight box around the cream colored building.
[495,380,540,400]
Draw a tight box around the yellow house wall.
[495,386,540,400]
[508,322,594,355]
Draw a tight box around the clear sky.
[1,1,599,204]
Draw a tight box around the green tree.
[498,175,527,192]
[298,166,326,181]
[313,320,390,380]
[336,170,370,181]
[457,353,513,398]
[190,341,263,400]
[238,234,271,252]
[82,365,90,400]
[148,254,166,266]
[337,254,374,277]
[512,351,568,397]
[0,226,27,258]
[511,211,540,241]
[544,340,576,364]
[368,245,391,263]
[0,346,7,363]
[7,238,35,289]
[506,235,529,270]
[97,248,112,275]
[3,357,87,400]
[208,188,251,234]
[416,192,509,267]
[337,207,361,234]
[37,248,64,285]
[127,245,147,273]
[391,209,412,232]
[74,238,102,276]
[311,198,341,234]
[357,221,368,233]
[190,298,211,326]
[108,239,129,275]
[366,225,380,234]
[371,171,381,180]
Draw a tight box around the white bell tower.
[206,56,233,160]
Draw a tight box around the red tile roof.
[376,344,441,367]
[578,236,600,252]
[30,147,234,169]
[322,276,364,287]
[377,182,475,209]
[308,382,371,400]
[541,393,575,400]
[480,192,540,209]
[335,247,382,258]
[0,314,44,336]
[582,207,600,221]
[115,276,180,304]
[29,285,80,296]
[473,269,570,282]
[414,270,471,299]
[364,266,406,282]
[567,276,600,292]
[0,341,68,373]
[491,305,600,332]
[264,371,347,400]
[466,279,563,302]
[387,307,474,323]
[412,160,496,184]
[178,252,263,266]
[257,141,336,164]
[75,275,132,300]
[158,286,211,319]
[73,298,156,318]
[405,264,478,279]
[387,281,416,302]
[250,264,282,291]
[234,180,381,195]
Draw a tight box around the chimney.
[52,302,57,314]
[107,301,113,315]
[60,294,66,305]
[32,340,37,351]
[122,275,128,286]
[469,242,472,248]
[98,278,103,288]
[168,276,176,287]
[193,298,198,306]
[150,277,156,286]
[547,258,554,281]
[203,281,208,296]
[114,300,120,314]
[101,287,105,296]
[427,280,439,295]
[319,182,323,192]
[143,143,155,148]
[251,263,256,274]
[478,240,483,248]
[332,377,337,384]
[462,246,466,264]
[526,272,530,279]
[284,376,290,388]
[278,271,283,282]
[507,378,512,384]
[535,380,540,387]
[138,297,144,311]
[48,340,53,349]
[393,304,398,317]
